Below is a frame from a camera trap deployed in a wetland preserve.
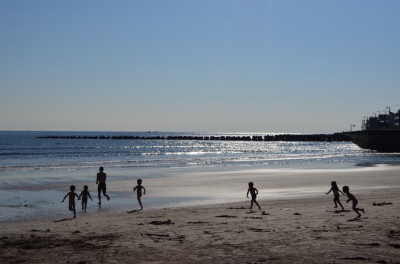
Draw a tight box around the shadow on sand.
[53,218,71,223]
[326,209,351,213]
[347,217,361,222]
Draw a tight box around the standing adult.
[96,166,110,204]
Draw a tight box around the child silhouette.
[78,185,93,211]
[343,186,365,217]
[246,182,261,211]
[62,185,80,218]
[133,179,146,210]
[326,181,345,210]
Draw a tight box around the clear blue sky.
[1,0,399,133]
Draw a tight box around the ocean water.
[1,131,399,221]
[2,131,400,172]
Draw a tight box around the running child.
[78,185,93,211]
[342,186,365,217]
[326,181,345,210]
[133,179,146,210]
[246,182,261,211]
[61,185,80,218]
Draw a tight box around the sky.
[1,0,400,133]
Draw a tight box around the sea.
[1,131,399,221]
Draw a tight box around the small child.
[246,182,261,211]
[133,179,146,210]
[326,181,345,210]
[78,185,93,211]
[62,185,80,218]
[342,186,365,217]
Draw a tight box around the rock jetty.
[38,133,350,142]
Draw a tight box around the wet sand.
[2,164,400,221]
[1,165,400,263]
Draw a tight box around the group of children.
[325,181,365,217]
[62,176,365,219]
[246,181,365,218]
[62,179,145,218]
[247,181,365,217]
[61,185,93,218]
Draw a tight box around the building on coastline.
[362,108,400,130]
[395,109,400,126]
[346,107,400,152]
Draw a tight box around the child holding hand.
[62,185,80,218]
[78,185,93,211]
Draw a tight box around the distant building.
[363,108,400,130]
[365,116,378,130]
[395,110,400,126]
[378,114,388,126]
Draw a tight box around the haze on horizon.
[1,1,400,134]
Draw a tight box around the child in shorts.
[62,185,80,218]
[78,185,93,211]
[247,182,261,211]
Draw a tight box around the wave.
[0,151,369,172]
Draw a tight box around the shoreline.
[1,164,400,223]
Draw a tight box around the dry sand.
[1,167,400,264]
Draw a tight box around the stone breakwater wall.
[38,133,351,142]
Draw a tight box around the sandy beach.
[1,166,400,264]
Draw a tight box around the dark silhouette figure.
[78,185,93,210]
[326,181,345,210]
[96,167,110,204]
[247,182,261,211]
[343,186,365,217]
[62,185,80,218]
[133,179,146,210]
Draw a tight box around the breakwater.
[38,133,350,142]
[345,129,400,152]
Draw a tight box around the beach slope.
[1,185,400,264]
